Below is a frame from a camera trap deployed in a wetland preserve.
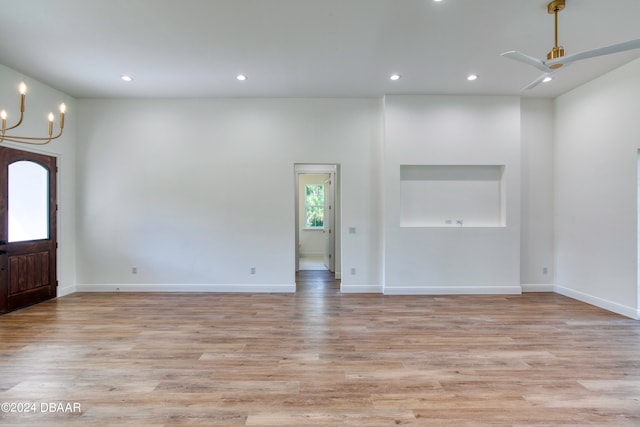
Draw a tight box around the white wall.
[8,60,637,318]
[520,98,555,290]
[5,59,640,318]
[75,98,383,292]
[555,58,640,319]
[383,95,521,294]
[0,64,77,296]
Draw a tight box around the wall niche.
[400,165,505,228]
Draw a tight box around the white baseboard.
[341,284,383,293]
[383,285,522,295]
[57,285,77,297]
[300,252,324,257]
[555,285,639,320]
[75,283,296,293]
[521,284,555,292]
[57,281,640,319]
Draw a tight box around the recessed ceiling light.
[433,0,444,2]
[467,74,478,81]
[236,74,248,81]
[390,74,401,81]
[121,75,133,82]
[542,76,553,83]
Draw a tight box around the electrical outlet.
[543,267,548,275]
[349,227,357,234]
[250,267,256,275]
[350,267,356,275]
[131,266,137,274]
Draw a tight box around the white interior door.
[323,173,335,271]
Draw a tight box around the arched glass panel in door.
[8,160,49,242]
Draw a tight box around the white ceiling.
[1,0,639,99]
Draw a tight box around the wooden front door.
[0,146,57,314]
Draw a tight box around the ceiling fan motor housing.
[547,45,565,62]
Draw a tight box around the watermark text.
[1,401,82,414]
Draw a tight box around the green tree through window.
[305,184,324,228]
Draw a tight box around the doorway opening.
[294,164,340,282]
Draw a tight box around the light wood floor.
[1,271,639,426]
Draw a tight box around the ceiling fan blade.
[547,37,640,67]
[521,72,554,91]
[501,51,552,72]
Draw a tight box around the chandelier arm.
[0,136,54,145]
[0,129,63,145]
[2,111,25,131]
[1,86,27,131]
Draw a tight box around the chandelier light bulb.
[47,112,54,135]
[59,103,66,129]
[18,82,27,95]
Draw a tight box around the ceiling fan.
[502,0,640,90]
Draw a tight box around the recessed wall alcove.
[400,164,505,228]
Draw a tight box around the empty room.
[0,0,639,425]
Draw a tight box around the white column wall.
[383,95,521,294]
[520,98,555,290]
[555,58,640,319]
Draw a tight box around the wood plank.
[0,271,639,425]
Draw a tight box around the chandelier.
[1,82,66,145]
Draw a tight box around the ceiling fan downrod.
[547,0,565,66]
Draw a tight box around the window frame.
[304,184,325,230]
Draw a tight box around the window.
[305,184,324,228]
[9,161,50,242]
